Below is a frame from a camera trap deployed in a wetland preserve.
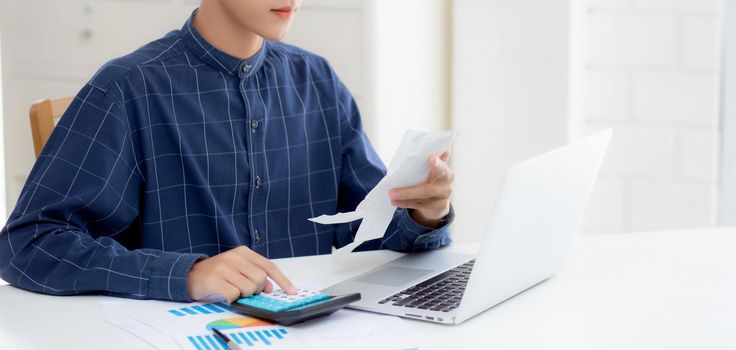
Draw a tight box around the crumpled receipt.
[309,129,458,255]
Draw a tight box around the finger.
[225,272,258,298]
[439,150,451,162]
[236,248,297,294]
[258,261,297,295]
[262,279,274,293]
[215,281,243,304]
[391,198,427,209]
[232,258,268,294]
[390,158,452,198]
[393,198,449,213]
[390,183,449,201]
[427,155,451,183]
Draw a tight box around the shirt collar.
[180,10,268,78]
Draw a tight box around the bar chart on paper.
[187,327,290,349]
[179,316,292,349]
[103,299,309,349]
[103,298,420,350]
[164,301,296,348]
[168,302,233,316]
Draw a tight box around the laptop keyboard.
[378,259,475,313]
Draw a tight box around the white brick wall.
[596,125,675,177]
[580,0,723,232]
[632,72,718,126]
[586,12,678,67]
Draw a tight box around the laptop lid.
[455,129,612,323]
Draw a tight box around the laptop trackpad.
[354,266,434,287]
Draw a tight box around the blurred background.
[0,0,729,243]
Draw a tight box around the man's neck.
[193,4,264,59]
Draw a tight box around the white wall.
[0,25,5,222]
[370,0,450,161]
[719,0,736,226]
[578,0,723,233]
[451,0,572,242]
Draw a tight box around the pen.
[212,328,242,350]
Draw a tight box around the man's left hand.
[389,151,454,228]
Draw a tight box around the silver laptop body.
[323,130,612,324]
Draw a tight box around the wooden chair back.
[29,97,73,158]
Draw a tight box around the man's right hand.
[186,246,297,303]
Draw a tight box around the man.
[0,0,454,303]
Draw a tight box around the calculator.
[231,289,361,325]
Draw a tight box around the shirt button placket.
[239,65,262,251]
[249,78,263,248]
[241,61,267,253]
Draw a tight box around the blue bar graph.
[255,330,270,345]
[169,309,186,317]
[215,302,233,311]
[181,307,198,315]
[192,305,212,314]
[237,332,253,346]
[187,329,289,348]
[195,335,211,350]
[204,335,220,349]
[170,302,228,317]
[214,336,228,349]
[203,303,225,313]
[187,336,203,350]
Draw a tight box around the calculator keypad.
[235,289,330,312]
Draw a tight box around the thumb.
[427,153,445,181]
[439,150,451,162]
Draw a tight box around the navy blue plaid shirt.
[0,14,452,301]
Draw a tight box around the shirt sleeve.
[330,76,453,252]
[0,84,205,301]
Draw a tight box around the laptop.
[323,129,612,324]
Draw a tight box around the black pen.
[212,328,242,350]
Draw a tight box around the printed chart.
[168,302,232,316]
[180,313,293,349]
[103,288,421,349]
[187,327,289,349]
[206,316,273,330]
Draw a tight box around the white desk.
[1,227,735,349]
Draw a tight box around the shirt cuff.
[146,251,206,302]
[398,205,455,245]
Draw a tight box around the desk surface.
[1,228,735,349]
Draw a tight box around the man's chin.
[259,28,292,41]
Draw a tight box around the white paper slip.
[309,211,363,225]
[309,129,457,255]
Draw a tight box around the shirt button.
[242,64,252,73]
[254,230,261,243]
[255,176,262,188]
[250,120,259,131]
